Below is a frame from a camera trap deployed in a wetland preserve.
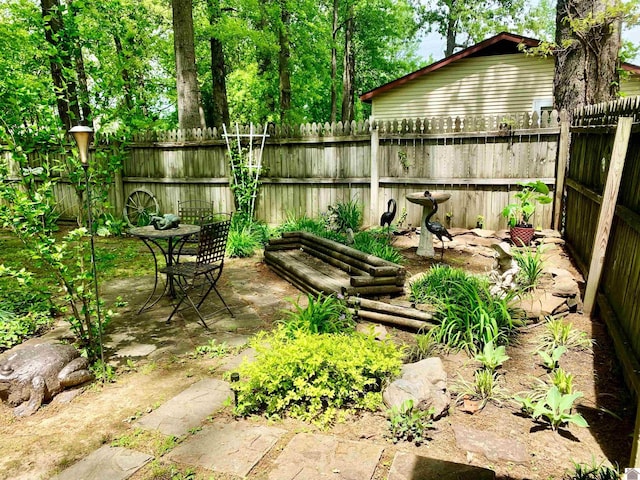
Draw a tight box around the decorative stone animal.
[150,213,181,230]
[0,343,94,417]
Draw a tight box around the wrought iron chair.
[176,200,216,257]
[160,218,233,327]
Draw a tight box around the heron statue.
[380,198,397,237]
[424,191,452,259]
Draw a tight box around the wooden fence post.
[369,127,379,227]
[553,110,570,230]
[114,169,125,217]
[583,117,633,316]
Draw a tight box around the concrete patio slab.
[51,445,152,480]
[136,379,232,437]
[268,432,383,480]
[166,420,286,477]
[387,451,495,480]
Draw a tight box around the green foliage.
[409,266,515,352]
[276,213,343,243]
[193,340,231,358]
[453,368,508,409]
[538,316,593,351]
[564,460,619,480]
[231,328,404,426]
[279,294,354,337]
[538,346,567,371]
[0,310,53,352]
[406,331,439,362]
[552,367,574,395]
[90,360,117,383]
[352,229,403,264]
[387,399,434,445]
[326,198,363,233]
[501,180,552,228]
[512,246,545,290]
[516,386,588,431]
[474,341,509,371]
[226,214,266,258]
[228,144,261,219]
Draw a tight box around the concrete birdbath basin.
[406,192,451,258]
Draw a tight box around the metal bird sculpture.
[424,192,452,259]
[380,198,397,238]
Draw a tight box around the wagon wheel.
[124,188,160,227]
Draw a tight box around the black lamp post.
[69,126,105,378]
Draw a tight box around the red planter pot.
[510,226,535,246]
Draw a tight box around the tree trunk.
[341,6,355,124]
[444,4,458,57]
[554,0,621,118]
[207,0,229,129]
[256,5,276,115]
[68,0,91,123]
[41,0,81,130]
[113,35,134,111]
[330,0,339,123]
[172,0,206,129]
[278,2,291,124]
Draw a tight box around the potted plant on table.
[501,180,552,246]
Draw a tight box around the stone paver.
[51,446,152,480]
[387,451,495,480]
[166,420,286,477]
[220,347,257,372]
[268,433,383,480]
[136,378,232,437]
[452,424,528,464]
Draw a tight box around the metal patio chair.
[160,217,233,327]
[176,200,216,257]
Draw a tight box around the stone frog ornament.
[150,214,181,230]
[0,343,94,417]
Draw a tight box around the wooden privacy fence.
[559,96,640,464]
[6,112,560,230]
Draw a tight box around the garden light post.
[69,125,106,379]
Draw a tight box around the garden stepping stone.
[51,445,152,480]
[452,424,529,464]
[219,347,257,372]
[136,378,232,437]
[166,420,285,477]
[387,451,495,480]
[267,432,383,480]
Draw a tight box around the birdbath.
[406,192,451,258]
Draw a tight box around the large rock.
[452,424,529,464]
[383,357,449,419]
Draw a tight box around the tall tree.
[41,0,81,129]
[207,0,230,128]
[278,1,292,123]
[422,0,525,57]
[554,0,623,116]
[341,2,356,123]
[172,0,206,129]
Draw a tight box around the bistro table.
[128,224,201,313]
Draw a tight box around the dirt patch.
[0,237,634,480]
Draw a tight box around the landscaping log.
[301,239,376,275]
[301,243,369,276]
[267,261,321,296]
[342,285,405,296]
[346,297,434,322]
[350,275,405,287]
[264,250,345,294]
[347,308,432,331]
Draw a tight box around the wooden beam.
[583,117,633,316]
[370,127,380,227]
[379,177,556,186]
[553,112,570,230]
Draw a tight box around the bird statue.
[380,198,397,239]
[345,227,355,246]
[424,192,453,260]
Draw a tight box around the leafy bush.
[516,386,588,431]
[453,368,508,409]
[0,310,53,352]
[352,229,403,264]
[226,213,270,258]
[387,399,434,445]
[276,213,343,242]
[512,246,545,290]
[538,316,593,351]
[231,328,404,426]
[410,266,515,352]
[279,293,354,336]
[326,198,363,233]
[474,341,509,371]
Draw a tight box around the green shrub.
[276,213,343,242]
[387,399,434,445]
[279,293,354,336]
[474,341,509,371]
[410,266,515,352]
[564,461,619,480]
[538,316,593,351]
[326,198,363,233]
[226,214,270,258]
[512,246,545,290]
[453,368,508,409]
[0,310,53,351]
[352,230,403,264]
[231,328,404,426]
[516,385,588,431]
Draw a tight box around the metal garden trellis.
[222,123,269,218]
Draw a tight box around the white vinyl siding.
[621,74,640,97]
[370,53,640,120]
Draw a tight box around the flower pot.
[510,225,535,246]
